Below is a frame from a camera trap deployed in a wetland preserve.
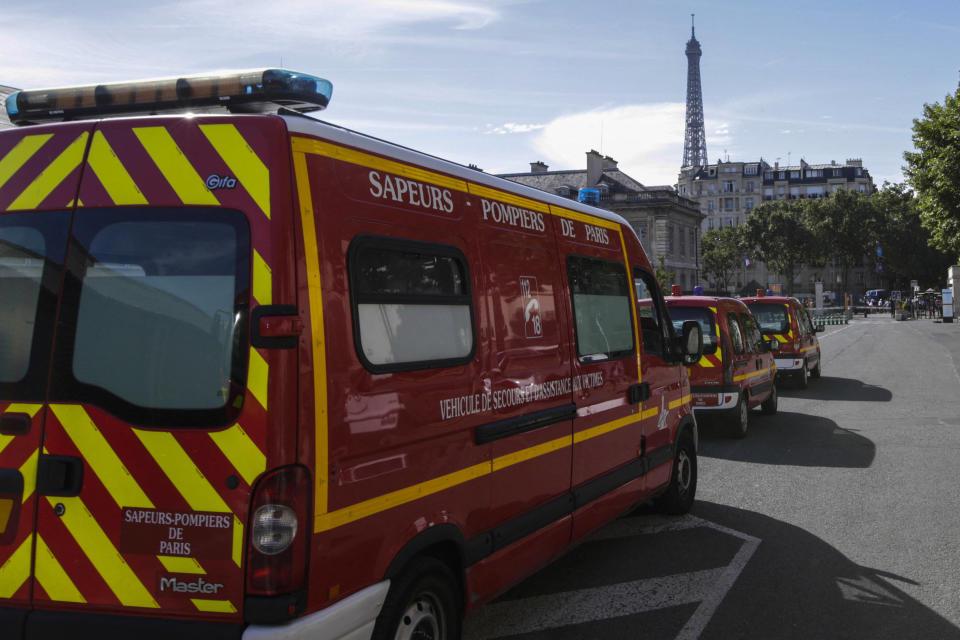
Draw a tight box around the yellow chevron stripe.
[469,183,549,213]
[50,496,159,608]
[9,132,88,210]
[248,349,268,411]
[0,536,32,598]
[315,461,490,533]
[492,434,572,472]
[87,131,147,205]
[132,429,230,513]
[133,127,219,205]
[199,124,271,218]
[35,534,86,603]
[51,404,154,510]
[157,556,205,574]
[231,516,243,568]
[0,498,11,533]
[2,403,42,417]
[0,134,52,191]
[253,250,272,306]
[294,152,332,523]
[19,449,38,503]
[208,423,266,486]
[574,413,639,444]
[191,598,237,613]
[292,137,468,193]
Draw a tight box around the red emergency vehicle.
[742,292,822,389]
[0,70,704,640]
[665,289,778,438]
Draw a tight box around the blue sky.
[2,0,959,187]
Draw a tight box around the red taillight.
[246,465,311,595]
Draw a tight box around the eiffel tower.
[682,14,707,168]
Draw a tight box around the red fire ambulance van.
[665,291,778,438]
[742,292,822,389]
[0,70,703,640]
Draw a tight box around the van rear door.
[0,115,295,626]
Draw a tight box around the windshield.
[51,208,251,427]
[667,305,717,355]
[747,303,790,334]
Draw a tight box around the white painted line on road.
[462,514,761,640]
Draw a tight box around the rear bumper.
[774,356,805,372]
[2,608,243,640]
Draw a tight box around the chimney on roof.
[831,160,837,166]
[587,149,603,185]
[530,161,548,173]
[846,158,862,168]
[602,155,618,170]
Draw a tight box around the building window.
[778,171,785,180]
[707,200,715,211]
[726,218,733,227]
[746,198,754,210]
[745,181,754,193]
[807,169,822,178]
[764,171,773,180]
[790,187,800,199]
[777,187,785,196]
[790,171,800,179]
[708,184,716,193]
[680,185,687,195]
[745,166,757,176]
[764,188,774,200]
[856,168,863,176]
[724,198,734,210]
[723,181,736,193]
[858,185,867,193]
[807,186,823,197]
[679,227,686,256]
[708,218,714,230]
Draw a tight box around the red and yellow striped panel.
[0,125,95,212]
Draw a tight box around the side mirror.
[680,320,703,366]
[766,339,780,352]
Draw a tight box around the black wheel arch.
[383,523,467,612]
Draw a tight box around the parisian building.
[676,158,879,295]
[499,150,704,290]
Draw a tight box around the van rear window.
[52,208,251,427]
[747,303,790,333]
[349,236,475,373]
[667,306,718,355]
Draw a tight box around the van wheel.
[726,395,749,438]
[811,359,821,379]
[654,434,697,514]
[761,384,778,415]
[797,362,809,389]
[372,557,461,640]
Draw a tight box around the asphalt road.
[464,315,960,639]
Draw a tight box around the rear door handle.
[628,382,650,404]
[36,456,84,497]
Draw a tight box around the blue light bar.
[6,69,333,126]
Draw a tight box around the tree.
[904,83,960,260]
[744,200,819,296]
[806,189,880,297]
[873,182,953,289]
[654,255,675,293]
[700,226,746,294]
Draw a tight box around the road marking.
[463,514,759,640]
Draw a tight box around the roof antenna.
[691,13,695,38]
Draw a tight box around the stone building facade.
[499,150,704,290]
[676,157,879,295]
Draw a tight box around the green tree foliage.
[873,182,953,289]
[700,226,746,294]
[744,200,819,296]
[904,83,960,260]
[806,189,880,296]
[655,255,675,293]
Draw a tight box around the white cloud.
[486,122,546,134]
[530,103,686,185]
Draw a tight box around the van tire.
[654,434,697,514]
[760,384,778,415]
[372,557,461,640]
[811,359,821,379]
[797,361,809,389]
[726,395,749,438]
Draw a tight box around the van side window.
[633,268,671,359]
[727,314,745,355]
[798,308,814,336]
[349,236,475,373]
[739,313,762,353]
[567,256,634,362]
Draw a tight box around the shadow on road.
[698,410,875,468]
[691,501,960,640]
[778,375,892,402]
